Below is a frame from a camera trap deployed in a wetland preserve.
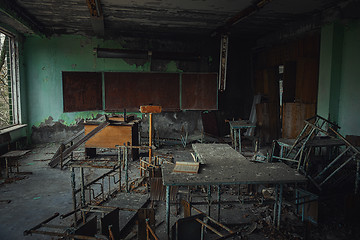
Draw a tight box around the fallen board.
[49,120,110,167]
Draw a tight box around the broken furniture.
[84,116,139,159]
[270,115,360,193]
[295,188,319,224]
[24,205,136,239]
[0,150,30,178]
[69,160,122,225]
[162,143,306,237]
[24,203,154,240]
[173,200,236,240]
[229,120,256,152]
[116,144,156,192]
[23,212,102,239]
[49,129,85,169]
[146,218,159,240]
[270,138,295,163]
[49,118,110,168]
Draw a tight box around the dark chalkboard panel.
[62,72,102,112]
[181,73,218,110]
[105,72,180,111]
[62,71,218,112]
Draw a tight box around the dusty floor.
[0,142,359,240]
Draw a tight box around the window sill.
[0,124,27,134]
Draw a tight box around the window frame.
[0,28,22,126]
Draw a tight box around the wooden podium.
[84,117,139,159]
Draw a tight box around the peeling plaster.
[24,34,212,142]
[165,61,183,72]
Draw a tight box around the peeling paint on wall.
[165,61,183,72]
[24,34,214,143]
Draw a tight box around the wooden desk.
[0,150,30,178]
[84,119,139,159]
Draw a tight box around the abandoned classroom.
[0,0,360,239]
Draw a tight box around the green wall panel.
[318,20,360,136]
[23,35,155,129]
[338,20,360,136]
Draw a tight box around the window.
[0,30,21,127]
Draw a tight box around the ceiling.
[0,0,358,39]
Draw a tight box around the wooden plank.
[173,162,200,174]
[49,120,110,168]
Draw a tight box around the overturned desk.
[162,144,306,238]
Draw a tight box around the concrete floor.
[0,143,150,240]
[1,142,359,240]
[0,143,73,239]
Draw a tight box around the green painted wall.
[317,22,343,123]
[337,20,360,136]
[23,35,184,133]
[317,20,360,136]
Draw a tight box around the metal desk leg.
[5,158,9,178]
[302,194,305,222]
[230,127,234,148]
[166,185,170,239]
[295,189,299,214]
[208,186,212,216]
[80,167,86,207]
[273,185,278,227]
[355,160,360,194]
[277,184,283,229]
[70,167,78,226]
[234,130,237,151]
[238,129,242,152]
[117,147,122,192]
[125,146,129,193]
[217,185,221,222]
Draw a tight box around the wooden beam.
[86,0,104,36]
[0,1,46,36]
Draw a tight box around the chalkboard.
[62,72,102,112]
